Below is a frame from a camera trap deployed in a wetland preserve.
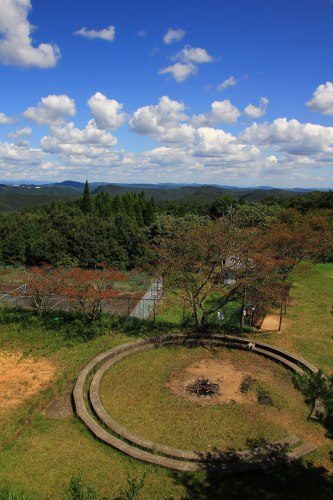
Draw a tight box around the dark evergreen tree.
[81,180,93,214]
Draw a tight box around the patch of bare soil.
[260,314,280,331]
[168,359,257,405]
[0,351,55,415]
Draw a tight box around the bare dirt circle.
[0,351,55,415]
[168,359,257,404]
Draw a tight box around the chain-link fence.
[130,278,163,320]
[0,278,163,320]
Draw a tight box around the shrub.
[293,370,333,430]
[117,475,145,500]
[67,474,98,500]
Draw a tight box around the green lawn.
[0,263,332,498]
[259,262,333,374]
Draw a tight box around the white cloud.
[87,92,127,130]
[0,0,60,68]
[41,120,117,155]
[192,100,241,126]
[0,112,16,124]
[23,95,76,125]
[240,117,333,157]
[74,25,116,41]
[8,127,32,139]
[159,45,214,82]
[174,46,214,64]
[129,96,193,143]
[130,96,187,132]
[158,62,197,82]
[163,28,186,44]
[130,96,260,169]
[159,124,195,144]
[306,82,333,116]
[0,141,43,166]
[244,97,269,118]
[217,76,237,92]
[193,127,261,161]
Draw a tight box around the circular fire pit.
[186,377,220,397]
[73,334,318,472]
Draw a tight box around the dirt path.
[0,351,55,415]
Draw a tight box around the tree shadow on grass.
[172,461,333,500]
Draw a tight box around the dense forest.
[0,182,155,269]
[0,181,332,269]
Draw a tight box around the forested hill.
[0,189,156,269]
[0,182,332,269]
[94,184,297,203]
[0,184,81,211]
[0,181,326,212]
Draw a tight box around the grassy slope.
[260,263,333,374]
[0,327,182,498]
[0,263,332,498]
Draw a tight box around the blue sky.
[0,0,332,187]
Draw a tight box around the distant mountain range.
[0,180,330,212]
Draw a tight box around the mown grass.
[0,263,332,498]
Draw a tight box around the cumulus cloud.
[174,46,213,64]
[306,82,333,116]
[193,127,261,161]
[129,96,262,170]
[74,25,116,41]
[159,45,214,82]
[0,112,16,124]
[87,92,127,130]
[192,100,241,126]
[41,120,117,156]
[244,97,269,118]
[130,96,187,132]
[0,0,60,68]
[0,141,43,166]
[159,62,197,82]
[217,76,237,92]
[240,117,333,157]
[163,28,186,44]
[8,127,32,139]
[129,96,194,143]
[23,95,76,125]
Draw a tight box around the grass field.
[0,263,332,498]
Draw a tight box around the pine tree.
[143,197,156,226]
[82,180,93,214]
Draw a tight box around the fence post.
[278,304,283,332]
[241,285,246,327]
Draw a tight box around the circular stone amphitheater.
[73,334,318,472]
